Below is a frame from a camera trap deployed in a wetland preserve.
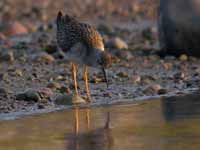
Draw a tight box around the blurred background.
[0,0,158,36]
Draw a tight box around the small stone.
[15,69,23,77]
[38,104,46,109]
[142,27,157,41]
[162,62,172,70]
[158,89,167,95]
[116,71,128,78]
[24,90,41,102]
[71,95,86,104]
[132,75,141,83]
[106,37,128,49]
[37,88,54,98]
[97,23,113,35]
[115,50,133,60]
[103,92,112,97]
[45,44,58,54]
[0,50,14,63]
[59,86,70,94]
[47,82,61,90]
[0,32,6,40]
[90,76,104,83]
[0,88,7,95]
[54,94,86,105]
[16,93,26,101]
[151,84,162,91]
[55,75,65,81]
[174,72,185,80]
[38,53,55,63]
[3,21,28,36]
[143,84,162,94]
[195,67,200,73]
[179,54,188,61]
[16,90,41,102]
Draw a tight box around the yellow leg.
[71,63,78,95]
[83,65,91,102]
[86,108,90,130]
[74,107,79,135]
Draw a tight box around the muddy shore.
[0,0,200,115]
[1,19,200,115]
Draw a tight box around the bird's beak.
[102,66,109,88]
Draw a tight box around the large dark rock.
[158,0,200,57]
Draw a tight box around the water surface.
[0,94,200,150]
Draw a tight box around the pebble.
[0,88,8,95]
[97,23,113,35]
[179,54,188,61]
[3,21,28,36]
[38,103,46,109]
[103,92,112,98]
[106,37,128,49]
[0,32,6,40]
[45,44,58,54]
[132,75,141,83]
[195,67,200,73]
[162,62,172,70]
[55,75,65,81]
[116,71,128,78]
[37,53,55,63]
[150,84,162,91]
[16,88,53,102]
[174,72,185,80]
[15,69,23,77]
[142,27,157,41]
[90,76,104,83]
[59,86,70,94]
[157,88,167,95]
[37,88,54,99]
[0,50,14,63]
[143,84,162,94]
[115,50,133,61]
[47,82,61,90]
[16,90,41,102]
[54,94,86,105]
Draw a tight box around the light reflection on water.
[0,94,200,150]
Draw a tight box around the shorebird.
[56,11,111,102]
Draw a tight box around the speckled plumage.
[56,11,111,96]
[56,12,104,61]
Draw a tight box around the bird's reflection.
[65,106,114,150]
[162,94,200,121]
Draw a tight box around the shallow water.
[1,94,200,150]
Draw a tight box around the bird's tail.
[56,11,65,32]
[57,11,76,26]
[56,11,65,46]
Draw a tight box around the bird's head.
[97,51,112,88]
[98,51,112,68]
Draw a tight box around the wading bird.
[56,11,111,102]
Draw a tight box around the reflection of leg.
[74,107,79,135]
[71,63,78,95]
[86,108,90,129]
[75,142,80,150]
[83,65,91,102]
[105,112,110,129]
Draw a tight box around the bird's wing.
[56,12,81,52]
[57,12,104,52]
[79,23,104,51]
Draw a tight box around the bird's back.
[56,12,104,53]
